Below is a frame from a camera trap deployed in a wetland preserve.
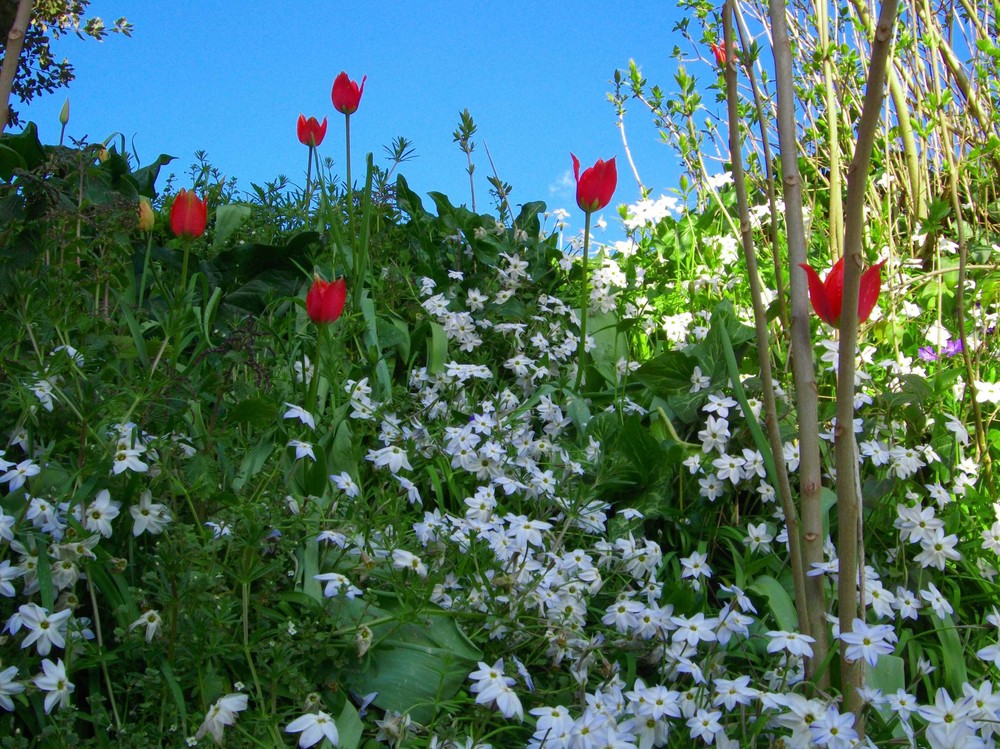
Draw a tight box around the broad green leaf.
[877,374,933,408]
[132,153,175,197]
[426,321,448,375]
[589,310,625,368]
[0,122,45,180]
[337,700,364,749]
[619,415,664,484]
[212,204,252,249]
[341,601,482,725]
[749,575,797,632]
[634,350,696,392]
[868,654,904,699]
[224,397,279,430]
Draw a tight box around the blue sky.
[20,1,711,242]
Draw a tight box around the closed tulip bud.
[297,114,328,148]
[571,153,617,214]
[59,98,70,126]
[138,197,155,231]
[331,72,367,115]
[306,275,347,324]
[169,189,208,239]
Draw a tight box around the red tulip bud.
[800,257,884,327]
[331,72,367,115]
[571,153,617,214]
[306,275,347,324]
[169,189,207,239]
[297,114,328,148]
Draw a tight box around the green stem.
[304,145,314,209]
[345,113,354,247]
[307,324,325,415]
[137,230,154,310]
[179,239,191,293]
[574,212,593,392]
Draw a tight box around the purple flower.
[942,339,964,357]
[920,339,964,361]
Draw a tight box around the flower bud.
[138,197,155,232]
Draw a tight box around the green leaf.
[376,316,410,361]
[619,415,664,484]
[589,310,625,367]
[877,374,933,408]
[132,153,176,197]
[395,174,427,219]
[225,397,279,430]
[111,289,150,368]
[231,439,275,492]
[340,598,482,725]
[635,350,698,397]
[159,661,189,731]
[691,300,755,379]
[749,575,797,631]
[868,654,904,698]
[0,122,45,181]
[347,622,481,724]
[426,321,447,375]
[212,204,252,249]
[337,700,364,749]
[935,613,967,693]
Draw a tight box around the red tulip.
[297,114,328,147]
[799,257,884,327]
[306,275,347,324]
[571,153,617,214]
[710,42,727,66]
[331,72,367,115]
[170,189,207,239]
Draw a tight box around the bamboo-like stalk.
[0,0,34,133]
[816,0,845,261]
[723,0,809,639]
[848,0,927,223]
[734,2,789,330]
[835,0,900,723]
[768,0,831,681]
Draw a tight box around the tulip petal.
[799,262,836,326]
[824,257,845,327]
[306,276,347,324]
[573,154,617,213]
[170,189,207,239]
[857,260,884,323]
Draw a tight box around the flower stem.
[574,211,593,392]
[137,230,154,310]
[304,144,314,208]
[345,113,354,244]
[179,239,191,293]
[307,324,325,415]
